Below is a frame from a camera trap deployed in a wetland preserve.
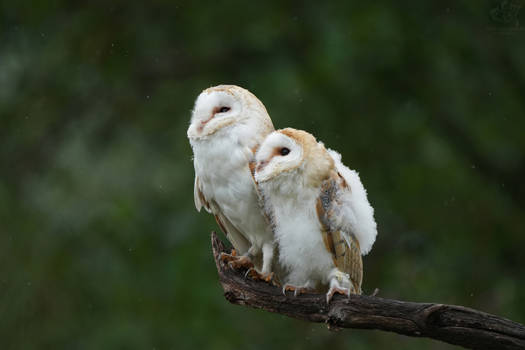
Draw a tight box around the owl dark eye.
[280,147,290,156]
[219,107,230,113]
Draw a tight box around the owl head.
[187,85,273,139]
[255,128,334,188]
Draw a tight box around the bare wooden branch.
[211,232,525,350]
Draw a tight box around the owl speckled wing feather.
[316,175,363,294]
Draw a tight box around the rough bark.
[211,232,525,350]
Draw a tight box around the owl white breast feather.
[254,128,377,302]
[187,85,275,277]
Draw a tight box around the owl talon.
[229,255,254,270]
[244,268,274,284]
[282,284,296,295]
[220,253,254,270]
[282,284,314,297]
[258,272,274,283]
[244,268,254,279]
[244,267,261,279]
[219,252,234,263]
[326,286,350,304]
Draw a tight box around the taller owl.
[187,85,275,277]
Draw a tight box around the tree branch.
[211,232,525,350]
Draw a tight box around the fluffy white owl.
[254,128,377,302]
[187,85,275,277]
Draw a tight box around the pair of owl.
[187,85,377,302]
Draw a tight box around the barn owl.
[254,128,377,302]
[187,85,275,278]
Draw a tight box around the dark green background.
[1,1,524,349]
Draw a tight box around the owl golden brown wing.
[316,175,363,294]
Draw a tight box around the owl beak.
[197,114,214,133]
[255,161,276,183]
[255,161,267,174]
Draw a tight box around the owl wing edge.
[194,176,211,213]
[316,175,363,294]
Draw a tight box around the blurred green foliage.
[1,1,524,349]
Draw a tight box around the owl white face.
[187,88,243,139]
[255,131,304,183]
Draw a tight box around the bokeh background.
[2,1,524,349]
